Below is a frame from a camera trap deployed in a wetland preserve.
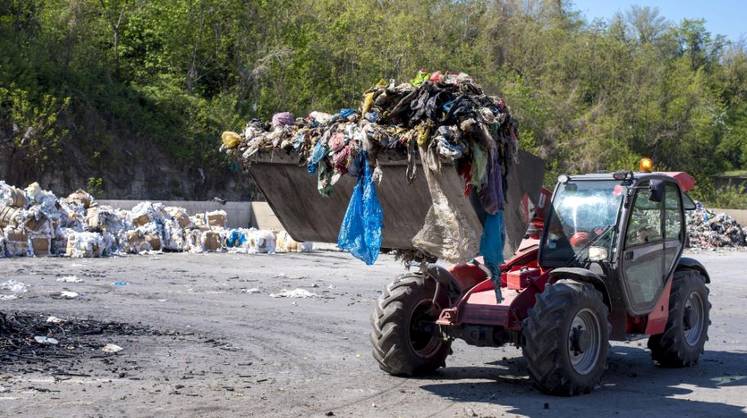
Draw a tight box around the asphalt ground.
[1,249,746,417]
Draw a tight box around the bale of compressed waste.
[0,181,28,208]
[65,189,95,209]
[3,227,28,257]
[206,210,227,229]
[165,206,192,229]
[0,179,317,258]
[0,206,22,229]
[275,230,312,253]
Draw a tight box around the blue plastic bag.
[307,140,327,174]
[480,210,505,301]
[225,229,247,248]
[337,154,383,265]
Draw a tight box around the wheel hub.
[409,299,442,358]
[568,308,602,375]
[570,325,590,355]
[683,291,704,346]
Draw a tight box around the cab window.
[625,186,663,248]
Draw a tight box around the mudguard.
[548,267,610,306]
[677,257,710,283]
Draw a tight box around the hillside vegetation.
[2,0,747,203]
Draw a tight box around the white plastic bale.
[200,230,223,252]
[162,219,187,251]
[205,210,227,229]
[52,228,74,256]
[164,206,192,229]
[58,201,86,231]
[0,181,27,208]
[129,201,167,226]
[185,229,204,253]
[275,230,312,253]
[66,231,105,258]
[3,226,29,257]
[25,182,59,217]
[251,229,276,254]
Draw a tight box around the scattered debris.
[46,316,64,324]
[57,275,83,283]
[242,288,261,294]
[687,203,747,248]
[112,281,128,287]
[269,288,317,298]
[34,336,59,345]
[102,344,124,353]
[0,295,18,301]
[54,291,80,299]
[0,279,29,294]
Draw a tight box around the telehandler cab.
[371,169,711,395]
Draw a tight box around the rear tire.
[648,270,710,367]
[370,274,450,376]
[522,279,610,396]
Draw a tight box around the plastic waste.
[57,276,83,283]
[412,144,482,263]
[271,112,295,128]
[34,336,59,345]
[102,343,124,353]
[0,279,29,293]
[221,131,242,149]
[337,154,383,265]
[269,288,317,298]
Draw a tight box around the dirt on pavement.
[1,250,746,417]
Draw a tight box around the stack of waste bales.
[0,181,312,258]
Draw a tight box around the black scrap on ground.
[0,311,238,377]
[0,312,157,371]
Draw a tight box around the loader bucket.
[248,150,544,255]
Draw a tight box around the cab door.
[619,181,666,314]
[663,182,685,277]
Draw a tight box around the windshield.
[541,180,625,267]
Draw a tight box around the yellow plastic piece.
[221,131,242,149]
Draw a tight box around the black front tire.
[370,274,450,376]
[522,279,610,396]
[648,270,710,367]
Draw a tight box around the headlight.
[588,246,608,261]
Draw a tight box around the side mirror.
[649,180,665,203]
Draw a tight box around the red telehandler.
[370,168,711,395]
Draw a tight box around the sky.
[572,0,746,41]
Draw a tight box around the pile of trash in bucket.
[0,181,311,258]
[221,70,517,267]
[687,202,747,249]
[222,71,517,199]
